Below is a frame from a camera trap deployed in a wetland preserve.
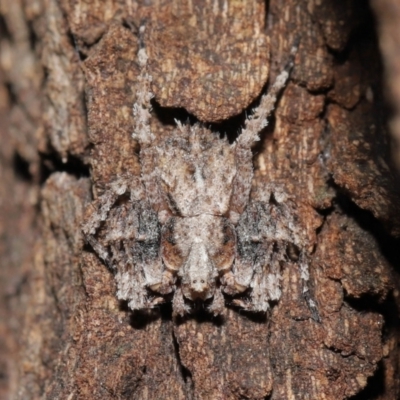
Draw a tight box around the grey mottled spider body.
[82,30,315,317]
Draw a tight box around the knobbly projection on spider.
[82,27,318,318]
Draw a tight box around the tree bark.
[1,1,400,399]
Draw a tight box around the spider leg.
[229,42,299,222]
[238,40,299,147]
[82,175,134,267]
[131,24,170,219]
[228,186,320,318]
[208,287,225,316]
[172,286,191,317]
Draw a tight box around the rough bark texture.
[1,1,400,399]
[371,0,400,170]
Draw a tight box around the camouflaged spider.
[82,29,316,317]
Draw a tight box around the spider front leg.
[228,41,299,223]
[131,24,170,221]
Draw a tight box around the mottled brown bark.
[371,0,400,170]
[1,1,400,399]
